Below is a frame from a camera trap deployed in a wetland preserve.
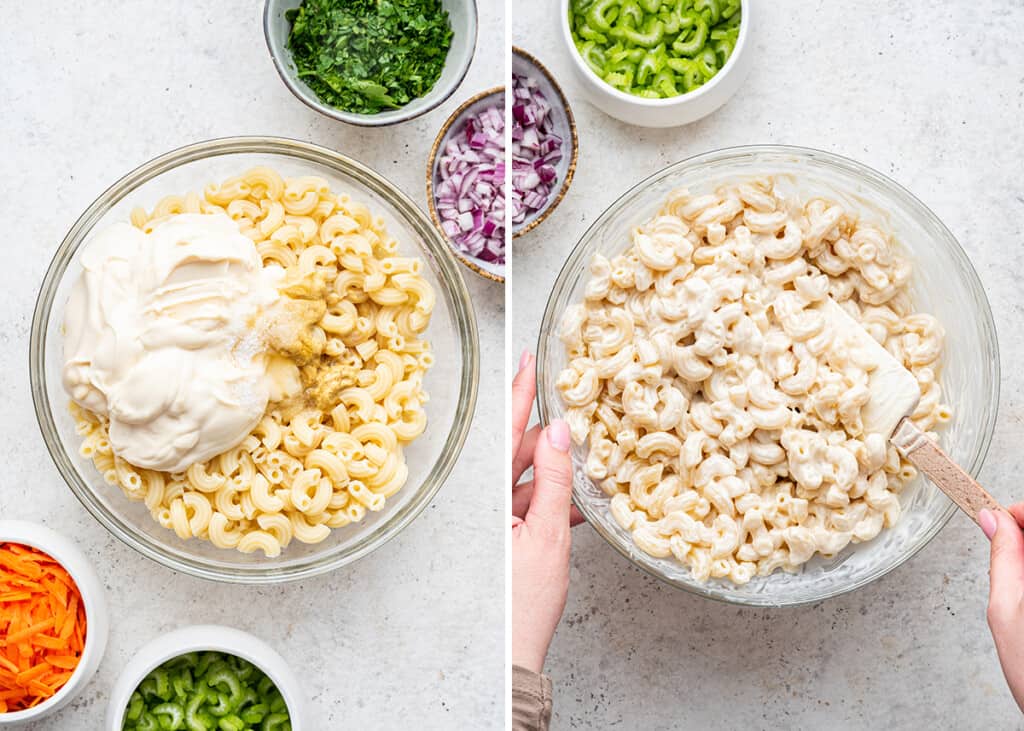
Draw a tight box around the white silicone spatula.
[816,298,1001,524]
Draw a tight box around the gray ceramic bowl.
[264,0,478,127]
[426,87,506,283]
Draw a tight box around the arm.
[981,505,1024,713]
[510,351,578,730]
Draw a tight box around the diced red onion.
[434,97,506,265]
[511,72,563,229]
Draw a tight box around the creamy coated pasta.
[557,178,950,585]
[70,168,434,557]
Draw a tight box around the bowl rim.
[425,85,506,283]
[511,46,580,239]
[535,143,1001,607]
[29,135,481,584]
[0,520,107,724]
[105,625,303,729]
[559,0,750,108]
[262,0,479,127]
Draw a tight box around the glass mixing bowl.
[31,137,479,584]
[536,145,999,607]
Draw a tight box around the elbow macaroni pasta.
[73,167,434,557]
[557,178,950,584]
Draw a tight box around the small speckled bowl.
[106,625,306,730]
[426,86,506,283]
[0,521,108,727]
[511,47,578,238]
[264,0,478,127]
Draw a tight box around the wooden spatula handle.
[893,419,1002,524]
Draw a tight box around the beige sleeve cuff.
[511,664,554,731]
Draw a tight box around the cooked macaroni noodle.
[71,167,434,557]
[557,178,949,584]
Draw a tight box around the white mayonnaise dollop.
[62,213,282,473]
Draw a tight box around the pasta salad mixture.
[557,178,949,584]
[64,168,434,558]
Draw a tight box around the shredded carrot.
[45,656,80,670]
[0,543,86,713]
[27,679,52,698]
[16,663,51,686]
[31,635,66,651]
[5,619,55,646]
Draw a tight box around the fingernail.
[547,420,571,452]
[979,509,997,540]
[518,350,531,372]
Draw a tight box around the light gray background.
[513,2,1024,729]
[0,1,503,728]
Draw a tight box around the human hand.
[980,505,1024,712]
[511,351,579,673]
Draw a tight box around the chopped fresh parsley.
[285,0,454,115]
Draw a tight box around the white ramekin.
[559,0,753,128]
[0,520,108,726]
[105,625,306,730]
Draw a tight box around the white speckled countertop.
[0,2,503,728]
[513,2,1024,728]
